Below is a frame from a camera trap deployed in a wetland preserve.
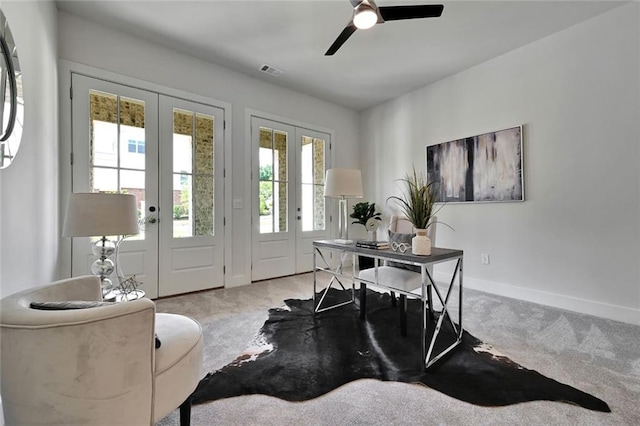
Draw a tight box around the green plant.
[173,205,181,219]
[387,166,440,229]
[259,164,273,216]
[259,181,272,215]
[350,202,381,227]
[259,164,273,181]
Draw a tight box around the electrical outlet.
[481,253,490,265]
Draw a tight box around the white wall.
[361,4,639,324]
[57,11,360,287]
[0,1,59,297]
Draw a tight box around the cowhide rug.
[193,288,610,412]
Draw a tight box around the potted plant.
[350,201,381,270]
[350,202,381,231]
[387,166,440,255]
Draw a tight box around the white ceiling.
[56,0,625,111]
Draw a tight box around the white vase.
[412,228,431,255]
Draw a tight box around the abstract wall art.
[426,126,524,203]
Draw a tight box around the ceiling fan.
[325,0,444,56]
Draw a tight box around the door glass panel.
[259,127,288,233]
[119,97,145,170]
[172,173,192,238]
[89,90,146,240]
[172,108,215,238]
[92,167,118,192]
[300,135,325,231]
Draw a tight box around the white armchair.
[0,275,203,425]
[358,215,437,335]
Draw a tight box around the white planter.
[412,228,431,255]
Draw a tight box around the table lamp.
[324,168,363,244]
[62,192,139,298]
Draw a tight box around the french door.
[158,96,225,295]
[251,116,331,281]
[70,74,224,298]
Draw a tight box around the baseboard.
[434,272,640,326]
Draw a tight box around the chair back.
[389,215,437,242]
[0,276,156,425]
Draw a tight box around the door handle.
[146,206,158,225]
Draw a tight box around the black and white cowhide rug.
[193,288,610,412]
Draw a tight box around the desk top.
[313,240,463,265]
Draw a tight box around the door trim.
[158,95,225,296]
[58,60,233,290]
[245,109,336,283]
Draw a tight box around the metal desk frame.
[312,240,463,371]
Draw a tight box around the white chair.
[358,215,437,335]
[0,275,203,426]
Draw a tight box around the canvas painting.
[426,126,523,203]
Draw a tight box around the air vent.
[259,64,284,77]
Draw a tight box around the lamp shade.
[63,193,139,237]
[324,168,363,199]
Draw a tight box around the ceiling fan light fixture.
[353,3,377,29]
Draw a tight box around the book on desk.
[355,240,389,249]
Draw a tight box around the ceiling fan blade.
[325,22,357,56]
[379,4,444,21]
[349,0,362,7]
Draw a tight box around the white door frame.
[69,73,160,297]
[58,60,232,292]
[158,95,225,296]
[246,109,335,282]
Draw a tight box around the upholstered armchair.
[0,275,203,425]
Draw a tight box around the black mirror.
[0,9,23,169]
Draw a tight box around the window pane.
[259,181,273,233]
[194,175,214,237]
[301,183,312,231]
[121,169,145,241]
[120,169,145,199]
[194,113,214,237]
[173,109,193,174]
[91,167,117,193]
[89,90,147,241]
[173,173,192,238]
[274,131,287,182]
[313,138,325,184]
[301,136,313,184]
[274,132,288,233]
[171,109,215,239]
[195,113,214,175]
[300,135,325,231]
[314,184,325,230]
[90,91,118,168]
[275,181,287,233]
[312,137,326,230]
[259,127,288,234]
[259,127,273,151]
[119,97,145,170]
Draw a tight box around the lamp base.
[333,238,353,245]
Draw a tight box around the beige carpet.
[156,273,639,425]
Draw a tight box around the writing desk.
[312,240,463,370]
